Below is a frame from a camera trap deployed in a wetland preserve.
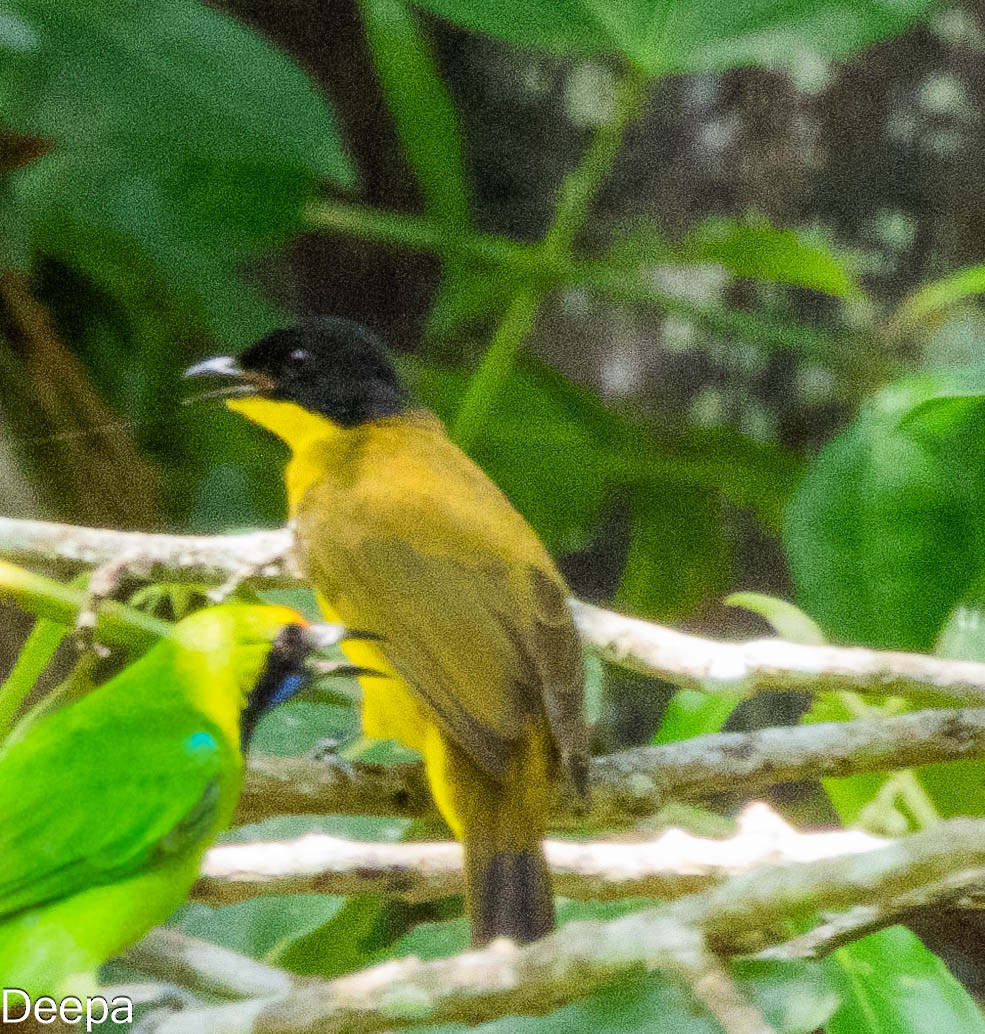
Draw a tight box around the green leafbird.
[0,602,346,999]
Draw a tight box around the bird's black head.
[241,623,312,747]
[239,318,408,427]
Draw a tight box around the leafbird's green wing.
[0,693,233,920]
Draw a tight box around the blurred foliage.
[3,0,985,1029]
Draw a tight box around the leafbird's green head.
[170,604,346,747]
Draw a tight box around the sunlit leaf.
[784,369,985,651]
[412,0,932,76]
[826,927,985,1034]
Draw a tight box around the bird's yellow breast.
[226,396,430,753]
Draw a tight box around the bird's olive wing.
[297,491,586,784]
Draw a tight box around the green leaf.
[653,690,742,744]
[784,369,985,651]
[683,217,861,299]
[0,609,73,738]
[4,0,352,364]
[894,263,985,333]
[170,895,346,965]
[411,0,933,76]
[725,592,827,646]
[826,927,985,1034]
[357,0,470,226]
[3,0,351,182]
[618,485,730,621]
[277,895,392,977]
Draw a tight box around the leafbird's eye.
[290,348,311,363]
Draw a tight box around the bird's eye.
[290,348,310,363]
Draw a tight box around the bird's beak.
[183,355,245,380]
[182,355,276,404]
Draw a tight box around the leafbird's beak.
[312,660,385,679]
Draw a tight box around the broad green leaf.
[276,896,392,977]
[2,0,351,182]
[3,0,352,374]
[826,927,985,1034]
[171,895,347,965]
[683,217,861,299]
[784,369,985,651]
[412,0,933,77]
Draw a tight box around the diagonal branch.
[2,518,985,706]
[142,816,985,1034]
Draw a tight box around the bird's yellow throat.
[226,396,341,512]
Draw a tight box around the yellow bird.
[186,318,588,944]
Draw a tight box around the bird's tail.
[425,721,556,946]
[465,834,555,945]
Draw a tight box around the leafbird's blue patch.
[270,673,305,708]
[185,730,218,756]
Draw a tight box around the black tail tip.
[471,849,555,946]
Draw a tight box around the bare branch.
[145,816,985,1034]
[2,518,985,706]
[198,803,886,905]
[571,599,985,707]
[757,864,985,961]
[0,517,294,584]
[127,928,294,1001]
[240,707,985,826]
[238,753,434,824]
